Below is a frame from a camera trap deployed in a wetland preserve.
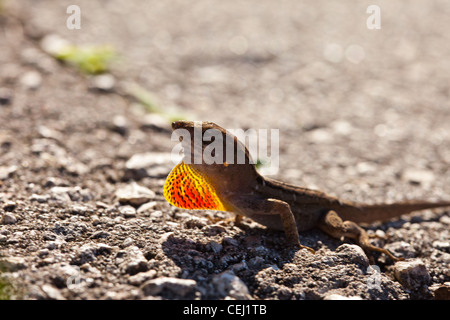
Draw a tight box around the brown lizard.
[164,120,450,261]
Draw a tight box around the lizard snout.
[171,120,196,131]
[171,121,184,130]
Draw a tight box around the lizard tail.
[336,200,450,224]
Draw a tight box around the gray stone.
[119,205,137,218]
[121,237,134,248]
[141,277,196,297]
[30,193,51,203]
[212,271,252,300]
[0,165,17,180]
[38,125,63,141]
[394,259,431,290]
[40,34,71,56]
[3,201,16,212]
[125,152,175,179]
[209,241,223,254]
[0,87,13,105]
[20,71,42,90]
[115,182,156,206]
[117,246,148,275]
[73,243,112,265]
[41,284,66,300]
[140,113,171,131]
[128,270,157,286]
[432,240,450,252]
[136,201,158,213]
[402,168,435,185]
[69,204,95,216]
[90,74,116,92]
[1,213,17,225]
[336,244,370,266]
[111,115,128,135]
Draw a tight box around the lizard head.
[171,120,258,190]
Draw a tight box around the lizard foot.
[318,210,404,262]
[299,244,316,254]
[288,239,315,254]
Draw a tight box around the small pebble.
[308,128,333,143]
[0,165,17,180]
[128,270,157,286]
[209,241,223,254]
[111,115,128,135]
[20,71,42,90]
[0,87,13,105]
[30,193,50,203]
[429,283,450,300]
[41,284,66,300]
[120,246,148,275]
[394,259,431,290]
[115,182,156,206]
[119,205,137,218]
[1,213,17,225]
[432,240,450,252]
[372,229,386,239]
[141,277,197,297]
[336,244,369,267]
[122,237,134,248]
[40,34,70,56]
[136,201,158,214]
[90,74,116,92]
[402,168,435,185]
[212,271,251,300]
[125,152,174,179]
[3,201,16,212]
[38,249,49,258]
[140,113,170,132]
[91,231,110,239]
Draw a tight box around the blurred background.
[1,0,449,197]
[1,0,450,301]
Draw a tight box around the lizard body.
[164,121,450,260]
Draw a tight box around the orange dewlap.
[164,162,226,211]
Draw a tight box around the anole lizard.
[164,121,450,261]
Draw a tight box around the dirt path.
[0,1,449,300]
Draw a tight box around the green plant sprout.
[0,261,19,300]
[255,158,268,169]
[54,44,116,74]
[0,277,14,300]
[124,82,186,122]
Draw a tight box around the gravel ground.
[0,0,449,300]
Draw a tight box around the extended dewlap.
[164,162,226,211]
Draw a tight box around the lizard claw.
[291,241,315,254]
[300,245,316,254]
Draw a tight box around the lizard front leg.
[318,210,403,261]
[226,195,315,253]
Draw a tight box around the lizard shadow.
[160,215,415,277]
[160,221,341,299]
